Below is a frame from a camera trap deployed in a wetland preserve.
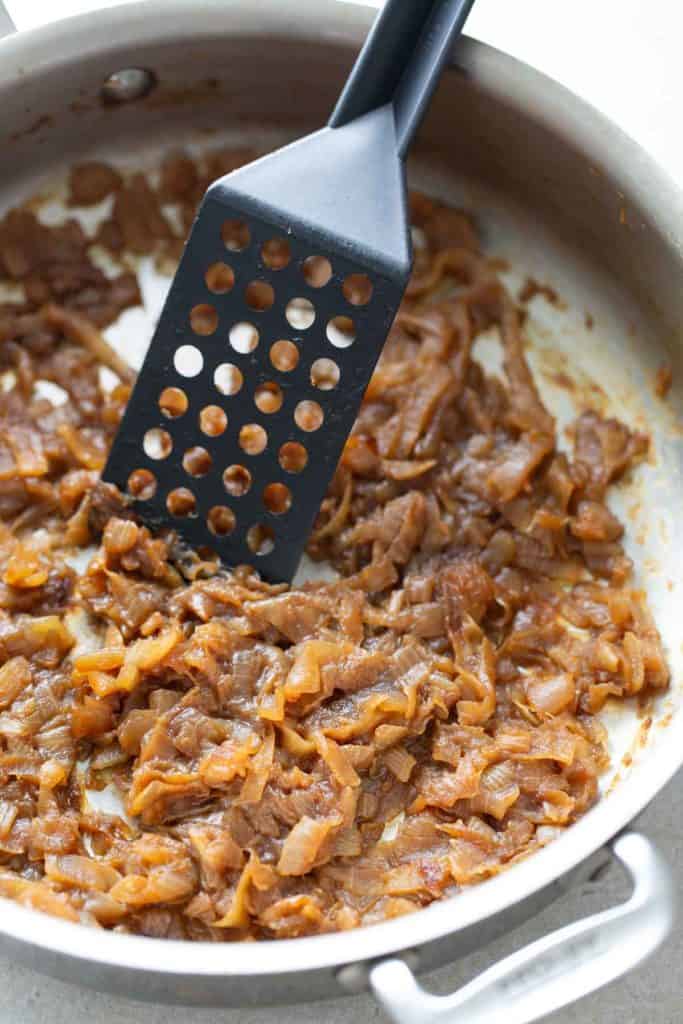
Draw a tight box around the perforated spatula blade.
[103,0,475,582]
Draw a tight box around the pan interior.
[5,125,679,796]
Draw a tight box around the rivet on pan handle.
[369,832,674,1024]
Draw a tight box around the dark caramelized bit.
[655,362,673,399]
[0,204,141,329]
[0,159,667,941]
[518,276,562,307]
[108,174,173,255]
[158,152,200,204]
[68,162,123,207]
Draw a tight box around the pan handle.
[0,0,16,39]
[369,831,674,1024]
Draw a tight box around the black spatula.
[103,0,476,582]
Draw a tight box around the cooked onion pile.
[0,152,669,939]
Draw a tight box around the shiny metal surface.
[0,0,680,1013]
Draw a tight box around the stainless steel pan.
[0,2,681,1020]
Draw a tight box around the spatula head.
[103,107,411,582]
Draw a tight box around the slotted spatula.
[103,0,476,582]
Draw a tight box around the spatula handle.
[329,0,475,157]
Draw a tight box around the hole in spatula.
[223,464,252,497]
[174,345,203,377]
[214,363,243,396]
[270,340,299,372]
[310,358,340,390]
[285,298,315,330]
[190,303,218,336]
[261,238,291,270]
[247,524,275,556]
[127,469,157,500]
[326,316,356,348]
[159,387,188,418]
[222,220,250,252]
[199,405,227,437]
[245,280,275,312]
[254,382,283,414]
[229,322,259,354]
[239,424,268,456]
[208,505,236,537]
[294,401,323,432]
[143,428,172,460]
[343,273,373,306]
[278,442,308,473]
[166,488,196,517]
[183,447,212,478]
[205,262,235,294]
[303,256,332,288]
[263,483,292,515]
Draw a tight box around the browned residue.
[606,712,655,795]
[518,276,566,309]
[639,716,653,742]
[141,77,221,111]
[9,114,53,143]
[584,312,594,330]
[535,347,609,415]
[654,362,673,399]
[547,371,576,393]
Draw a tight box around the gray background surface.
[0,1,681,1021]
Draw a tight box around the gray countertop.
[0,1,681,1021]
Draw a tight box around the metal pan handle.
[370,831,674,1024]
